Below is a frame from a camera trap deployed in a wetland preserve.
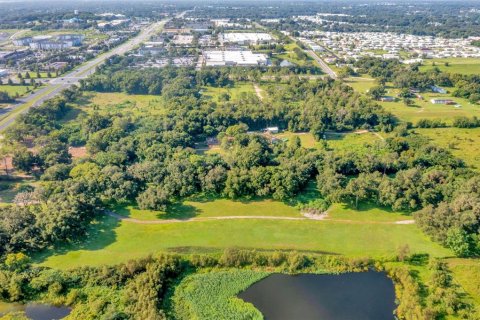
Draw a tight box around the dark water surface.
[0,302,70,320]
[238,271,396,320]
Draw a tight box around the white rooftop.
[221,33,273,44]
[203,50,268,66]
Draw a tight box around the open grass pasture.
[325,131,384,151]
[419,58,480,75]
[344,76,376,94]
[0,85,34,97]
[36,200,450,269]
[273,131,319,149]
[379,90,479,124]
[200,82,256,102]
[272,131,383,152]
[64,91,164,121]
[415,127,480,170]
[448,258,480,306]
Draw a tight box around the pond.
[238,271,396,320]
[0,302,70,320]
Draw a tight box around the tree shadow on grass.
[161,202,200,220]
[73,92,95,106]
[341,201,412,218]
[32,214,120,265]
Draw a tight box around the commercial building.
[13,35,84,50]
[203,50,269,67]
[0,49,30,63]
[221,33,273,45]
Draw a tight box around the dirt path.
[372,131,385,141]
[106,211,415,225]
[253,83,264,101]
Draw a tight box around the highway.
[0,19,168,131]
[306,49,337,79]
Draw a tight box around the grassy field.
[273,131,319,149]
[115,197,303,221]
[414,127,480,170]
[325,131,384,151]
[327,203,412,222]
[379,89,479,124]
[272,131,383,151]
[200,83,256,102]
[171,270,268,320]
[64,91,164,121]
[19,72,56,79]
[0,85,35,97]
[419,58,480,75]
[35,205,450,269]
[448,258,480,306]
[204,131,383,157]
[344,76,376,94]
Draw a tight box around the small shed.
[265,127,279,134]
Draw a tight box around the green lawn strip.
[327,203,412,222]
[17,72,56,79]
[35,215,450,269]
[0,85,32,96]
[170,270,268,320]
[0,85,61,130]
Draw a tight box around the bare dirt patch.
[69,146,88,159]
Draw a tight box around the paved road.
[0,18,169,131]
[283,33,337,79]
[305,49,337,79]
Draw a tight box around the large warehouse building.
[203,50,269,66]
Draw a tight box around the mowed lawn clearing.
[419,58,480,75]
[273,131,320,149]
[327,203,412,223]
[325,131,384,151]
[271,131,383,151]
[115,197,302,221]
[379,91,479,124]
[200,83,256,102]
[64,91,164,120]
[36,210,450,269]
[344,76,376,94]
[415,127,480,170]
